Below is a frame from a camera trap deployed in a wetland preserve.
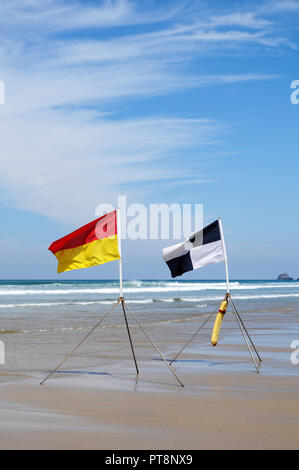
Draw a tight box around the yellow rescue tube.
[211,299,228,347]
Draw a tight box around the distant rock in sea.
[277,273,293,280]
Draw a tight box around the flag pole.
[117,207,139,374]
[117,208,123,298]
[218,218,261,373]
[218,217,230,295]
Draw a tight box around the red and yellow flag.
[49,210,120,273]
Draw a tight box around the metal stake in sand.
[120,297,139,375]
[229,297,262,373]
[230,296,262,364]
[168,303,221,366]
[40,299,121,386]
[125,302,184,387]
[117,209,139,375]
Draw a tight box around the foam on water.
[0,280,298,314]
[0,294,298,310]
[0,280,298,298]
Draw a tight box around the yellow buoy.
[211,299,228,347]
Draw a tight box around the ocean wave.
[0,302,70,308]
[0,281,292,296]
[0,299,154,309]
[0,283,236,295]
[0,292,298,309]
[229,293,299,300]
[183,293,299,301]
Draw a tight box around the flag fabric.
[49,210,120,273]
[162,220,225,278]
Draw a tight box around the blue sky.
[0,0,298,280]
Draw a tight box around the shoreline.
[0,296,298,450]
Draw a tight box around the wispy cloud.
[0,0,184,35]
[0,112,223,221]
[268,0,299,11]
[0,0,297,223]
[210,11,272,29]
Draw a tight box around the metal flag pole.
[167,219,230,366]
[117,208,139,375]
[218,218,262,373]
[40,298,121,386]
[218,217,230,295]
[117,208,182,385]
[121,297,139,375]
[124,302,184,387]
[117,208,124,299]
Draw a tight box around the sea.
[0,279,298,305]
[0,279,298,379]
[0,279,298,332]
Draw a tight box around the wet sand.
[0,305,298,450]
[0,372,299,449]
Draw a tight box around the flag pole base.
[119,296,139,375]
[229,296,262,373]
[168,294,262,374]
[40,296,184,388]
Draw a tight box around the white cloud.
[210,12,272,29]
[0,0,131,31]
[268,0,299,11]
[0,108,224,222]
[0,0,182,35]
[0,0,295,223]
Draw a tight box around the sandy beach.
[1,373,299,450]
[0,291,298,450]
